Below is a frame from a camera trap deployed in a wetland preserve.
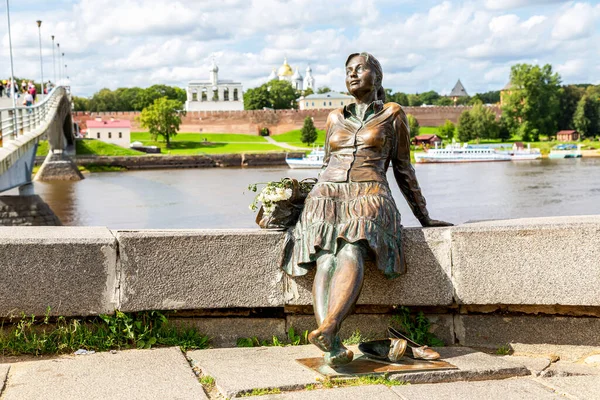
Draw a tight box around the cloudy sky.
[2,0,599,97]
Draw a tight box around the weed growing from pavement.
[495,345,511,355]
[391,307,445,347]
[0,309,209,356]
[199,375,215,392]
[313,374,407,389]
[241,388,282,396]
[342,329,367,345]
[236,327,309,347]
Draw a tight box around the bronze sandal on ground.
[358,338,407,363]
[387,327,440,360]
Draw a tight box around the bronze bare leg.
[309,241,366,365]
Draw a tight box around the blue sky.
[2,0,599,97]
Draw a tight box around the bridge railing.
[0,86,69,147]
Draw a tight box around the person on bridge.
[23,92,33,109]
[0,81,4,98]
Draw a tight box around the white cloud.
[552,2,600,41]
[1,0,599,96]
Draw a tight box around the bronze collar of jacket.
[342,100,384,122]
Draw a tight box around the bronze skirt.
[281,181,406,278]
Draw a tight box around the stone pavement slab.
[188,345,529,398]
[539,376,600,399]
[2,347,206,400]
[391,378,562,400]
[386,347,529,384]
[501,355,552,376]
[539,361,600,377]
[244,385,400,400]
[188,345,324,398]
[0,364,9,394]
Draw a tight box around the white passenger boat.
[549,144,582,159]
[414,143,511,163]
[497,143,542,161]
[286,147,325,169]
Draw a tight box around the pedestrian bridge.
[0,86,74,192]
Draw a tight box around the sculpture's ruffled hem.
[280,181,405,278]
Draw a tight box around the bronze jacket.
[319,101,430,223]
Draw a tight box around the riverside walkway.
[1,344,599,399]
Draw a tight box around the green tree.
[573,95,600,138]
[244,80,298,110]
[138,97,184,148]
[317,86,331,94]
[438,120,455,140]
[303,88,314,96]
[407,114,420,137]
[407,94,422,107]
[586,85,600,101]
[435,97,454,106]
[470,104,499,140]
[72,96,90,112]
[457,110,476,142]
[301,116,318,145]
[477,90,501,104]
[393,92,409,106]
[419,90,440,105]
[502,63,561,141]
[243,85,271,110]
[557,85,585,131]
[497,116,512,141]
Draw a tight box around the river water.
[20,158,600,229]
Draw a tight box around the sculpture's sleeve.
[391,109,430,224]
[319,113,334,176]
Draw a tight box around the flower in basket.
[248,178,317,225]
[248,180,294,216]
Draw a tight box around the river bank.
[35,152,305,169]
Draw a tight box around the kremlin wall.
[73,105,499,135]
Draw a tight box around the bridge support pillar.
[34,151,84,182]
[0,194,61,226]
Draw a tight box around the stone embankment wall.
[0,195,61,226]
[71,152,305,169]
[73,106,496,135]
[1,215,598,348]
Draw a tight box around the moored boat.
[497,143,542,161]
[414,143,511,163]
[549,144,582,159]
[285,147,325,169]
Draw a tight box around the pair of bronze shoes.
[358,327,440,363]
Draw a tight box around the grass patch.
[342,329,367,346]
[237,327,309,348]
[316,374,406,389]
[76,139,144,156]
[36,140,49,156]
[391,307,445,347]
[199,375,215,392]
[419,127,439,135]
[0,309,209,356]
[271,129,326,146]
[131,132,269,143]
[130,132,285,154]
[495,345,511,355]
[241,388,282,397]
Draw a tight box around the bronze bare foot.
[308,319,338,352]
[324,337,354,366]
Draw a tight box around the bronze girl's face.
[345,55,375,97]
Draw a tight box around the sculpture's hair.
[345,52,385,102]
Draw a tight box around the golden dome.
[277,58,294,77]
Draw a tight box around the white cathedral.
[267,57,315,91]
[185,60,244,112]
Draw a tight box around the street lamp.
[57,43,61,82]
[5,0,18,137]
[51,35,56,83]
[36,20,44,97]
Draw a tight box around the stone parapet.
[1,216,598,347]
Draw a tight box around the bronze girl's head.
[345,52,385,102]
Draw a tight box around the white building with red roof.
[86,118,131,148]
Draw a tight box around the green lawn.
[76,140,145,156]
[271,129,327,147]
[36,140,50,156]
[131,132,268,143]
[419,127,439,134]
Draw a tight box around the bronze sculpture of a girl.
[282,52,451,366]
